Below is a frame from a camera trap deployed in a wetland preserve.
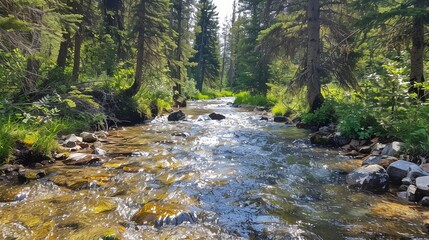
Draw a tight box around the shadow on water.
[0,97,428,239]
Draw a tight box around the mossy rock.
[89,198,117,213]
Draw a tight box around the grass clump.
[234,92,273,107]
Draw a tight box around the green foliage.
[234,92,273,107]
[336,102,381,140]
[182,78,200,99]
[272,102,287,116]
[301,99,337,127]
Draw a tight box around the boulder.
[334,132,351,146]
[381,141,403,156]
[371,143,386,154]
[80,132,98,143]
[387,160,419,184]
[209,112,226,120]
[346,164,390,193]
[407,184,424,202]
[402,165,429,185]
[420,163,429,173]
[168,110,186,121]
[274,116,287,123]
[416,176,429,191]
[260,117,269,121]
[63,153,102,165]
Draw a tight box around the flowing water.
[1,98,428,239]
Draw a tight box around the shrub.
[301,99,337,127]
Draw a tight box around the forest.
[0,0,428,163]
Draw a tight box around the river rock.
[168,110,186,121]
[93,147,107,156]
[260,116,269,121]
[80,132,98,143]
[361,155,397,169]
[407,184,424,202]
[63,153,102,165]
[310,133,335,147]
[381,141,403,156]
[131,202,196,227]
[346,164,390,193]
[402,165,429,185]
[371,143,386,154]
[416,176,429,191]
[387,160,419,184]
[274,116,287,123]
[63,134,83,148]
[334,132,351,146]
[420,196,429,206]
[94,131,109,139]
[209,112,225,120]
[18,169,46,181]
[171,132,190,138]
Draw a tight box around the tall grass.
[233,92,273,107]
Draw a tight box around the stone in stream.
[273,116,287,123]
[63,134,83,148]
[381,141,404,156]
[402,165,429,185]
[407,184,424,202]
[420,196,429,207]
[361,155,397,169]
[171,132,190,138]
[386,160,419,184]
[80,132,98,143]
[92,147,107,156]
[346,164,390,193]
[334,132,351,146]
[18,169,46,182]
[168,110,186,121]
[63,153,102,165]
[131,202,196,227]
[209,112,225,120]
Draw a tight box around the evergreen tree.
[124,0,174,97]
[191,0,220,92]
[168,0,195,100]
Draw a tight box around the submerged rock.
[310,133,335,147]
[131,202,196,227]
[63,153,102,165]
[209,112,225,120]
[168,110,186,121]
[18,169,46,181]
[346,164,390,193]
[171,132,190,138]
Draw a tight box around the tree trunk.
[227,0,237,87]
[23,29,41,95]
[307,0,323,112]
[71,27,82,82]
[125,1,146,97]
[220,29,227,92]
[409,0,426,101]
[57,32,71,68]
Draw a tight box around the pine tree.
[124,0,174,97]
[191,0,220,92]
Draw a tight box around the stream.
[0,97,428,239]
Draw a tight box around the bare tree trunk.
[23,29,41,95]
[125,1,146,97]
[57,32,71,68]
[307,0,323,112]
[409,0,426,101]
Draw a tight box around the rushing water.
[0,98,428,239]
